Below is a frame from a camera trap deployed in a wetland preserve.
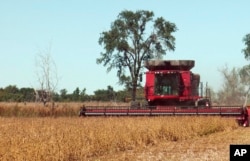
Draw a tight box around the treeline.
[58,85,133,102]
[0,85,143,102]
[0,85,34,102]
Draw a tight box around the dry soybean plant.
[0,116,238,161]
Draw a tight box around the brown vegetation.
[0,102,129,117]
[0,114,240,161]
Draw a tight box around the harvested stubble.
[0,116,238,161]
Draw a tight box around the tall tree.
[72,87,80,101]
[240,33,250,106]
[242,33,250,59]
[80,88,87,101]
[60,88,68,101]
[97,10,177,101]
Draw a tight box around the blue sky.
[0,0,249,94]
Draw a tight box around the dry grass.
[0,116,240,161]
[0,101,129,107]
[0,102,247,160]
[0,102,129,117]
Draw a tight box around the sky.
[0,0,250,94]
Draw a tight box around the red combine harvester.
[144,60,210,107]
[80,60,250,127]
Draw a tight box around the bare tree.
[35,45,58,107]
[216,65,245,105]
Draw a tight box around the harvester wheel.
[79,105,86,117]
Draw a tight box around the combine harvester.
[79,60,250,127]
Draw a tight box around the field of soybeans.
[0,102,249,161]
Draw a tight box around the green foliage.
[240,33,250,106]
[93,86,115,101]
[72,87,80,101]
[0,85,136,103]
[242,33,250,60]
[97,10,177,100]
[60,88,68,100]
[241,33,250,87]
[20,87,35,102]
[216,33,250,106]
[0,85,34,102]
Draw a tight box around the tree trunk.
[131,80,137,101]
